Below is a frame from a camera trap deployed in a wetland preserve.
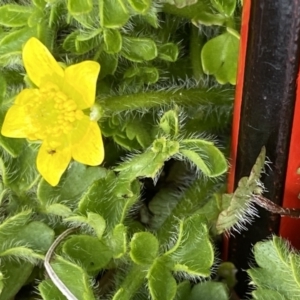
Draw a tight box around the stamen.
[27,83,83,141]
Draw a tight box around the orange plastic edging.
[223,0,251,260]
[279,72,300,249]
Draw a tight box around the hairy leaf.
[130,232,159,265]
[216,147,266,233]
[248,236,300,299]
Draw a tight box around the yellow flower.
[1,38,104,186]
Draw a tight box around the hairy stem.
[99,87,233,114]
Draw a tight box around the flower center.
[26,82,84,141]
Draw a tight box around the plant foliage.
[0,1,292,300]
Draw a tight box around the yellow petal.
[63,61,100,109]
[71,118,104,166]
[15,88,39,105]
[23,37,64,87]
[1,104,29,138]
[37,141,72,186]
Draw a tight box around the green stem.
[98,87,234,114]
[190,25,205,82]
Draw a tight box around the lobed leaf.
[216,147,266,233]
[248,236,300,299]
[130,232,159,265]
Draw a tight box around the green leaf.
[128,0,152,14]
[39,257,96,299]
[0,272,3,295]
[216,147,266,233]
[130,232,159,265]
[65,212,106,239]
[189,282,229,300]
[179,139,227,177]
[161,0,197,8]
[252,289,288,300]
[63,31,102,54]
[27,8,45,28]
[69,5,98,28]
[122,37,157,62]
[142,7,159,28]
[0,27,36,66]
[97,52,118,79]
[63,235,112,272]
[113,265,146,300]
[0,5,33,27]
[68,0,93,15]
[108,224,127,258]
[217,262,237,289]
[78,172,140,230]
[0,260,33,300]
[163,1,227,26]
[76,29,102,41]
[115,138,179,182]
[0,246,43,261]
[158,43,179,62]
[125,118,153,148]
[159,109,179,137]
[32,0,46,9]
[103,29,122,54]
[0,75,6,103]
[45,203,73,217]
[99,0,129,28]
[37,162,107,207]
[123,66,159,85]
[175,281,192,300]
[147,256,177,300]
[167,216,214,277]
[13,221,54,253]
[248,236,300,299]
[0,211,31,247]
[201,32,239,84]
[0,144,39,193]
[210,0,236,16]
[39,280,66,300]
